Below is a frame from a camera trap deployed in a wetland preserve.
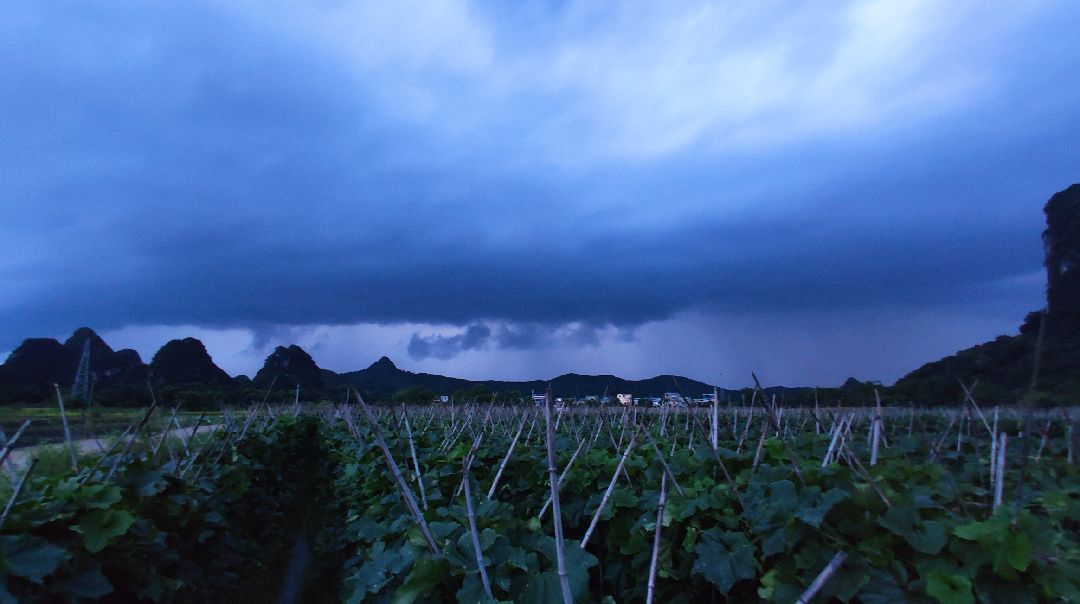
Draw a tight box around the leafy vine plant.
[2,394,1079,603]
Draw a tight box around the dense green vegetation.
[2,398,1078,602]
[0,410,341,602]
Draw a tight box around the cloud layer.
[2,1,1078,383]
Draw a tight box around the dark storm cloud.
[408,324,492,360]
[406,321,611,361]
[2,1,1079,356]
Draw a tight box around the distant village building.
[617,393,633,406]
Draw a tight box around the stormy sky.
[2,1,1078,387]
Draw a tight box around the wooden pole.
[645,473,668,604]
[795,551,848,604]
[544,388,574,604]
[54,384,78,472]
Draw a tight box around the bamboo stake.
[989,406,999,489]
[1067,420,1074,465]
[353,393,441,556]
[840,437,891,508]
[488,413,527,499]
[1035,420,1050,461]
[54,384,78,472]
[78,424,133,485]
[462,447,494,600]
[870,391,883,466]
[539,438,587,518]
[956,408,965,454]
[402,405,428,510]
[0,420,31,468]
[582,432,638,548]
[751,415,769,471]
[642,430,685,497]
[795,551,848,604]
[993,433,1007,512]
[645,473,668,604]
[710,392,719,450]
[823,416,845,467]
[453,433,485,499]
[179,424,221,479]
[543,388,574,604]
[959,382,992,434]
[0,430,16,482]
[105,399,159,481]
[0,458,37,532]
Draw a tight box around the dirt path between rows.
[6,424,221,469]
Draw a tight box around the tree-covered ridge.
[253,345,324,391]
[148,338,232,387]
[895,183,1080,404]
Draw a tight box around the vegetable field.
[1,392,1079,603]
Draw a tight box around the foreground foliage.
[1,401,1078,602]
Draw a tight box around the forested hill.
[894,183,1080,405]
[323,355,722,399]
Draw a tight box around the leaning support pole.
[105,398,159,481]
[401,405,428,510]
[0,458,37,532]
[54,384,78,472]
[544,388,574,604]
[645,473,668,604]
[353,393,441,557]
[539,438,587,518]
[462,445,494,600]
[642,430,686,497]
[582,432,638,548]
[488,413,528,499]
[795,551,848,604]
[0,420,31,468]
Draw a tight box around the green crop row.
[325,405,1080,603]
[2,403,1078,603]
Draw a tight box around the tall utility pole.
[71,338,91,402]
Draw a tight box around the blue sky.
[2,1,1078,387]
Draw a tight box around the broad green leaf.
[910,521,947,555]
[0,535,70,584]
[521,571,562,604]
[119,466,166,496]
[879,506,946,555]
[75,509,136,553]
[524,536,596,601]
[797,488,847,528]
[392,557,449,604]
[456,573,500,604]
[954,520,996,542]
[857,566,921,604]
[691,529,756,594]
[60,560,113,599]
[925,571,973,604]
[1002,531,1032,573]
